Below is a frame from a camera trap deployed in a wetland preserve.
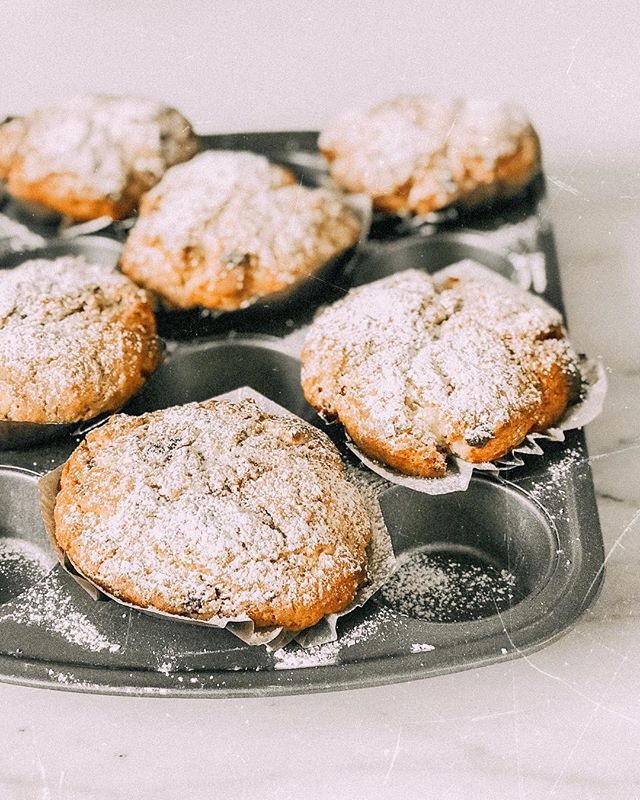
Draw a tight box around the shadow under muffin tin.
[0,131,603,697]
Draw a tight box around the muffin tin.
[0,132,604,696]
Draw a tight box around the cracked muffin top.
[0,94,198,221]
[53,398,372,631]
[319,95,541,215]
[301,262,580,477]
[120,150,362,311]
[0,255,162,423]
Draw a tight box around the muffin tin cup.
[38,382,395,651]
[365,173,546,240]
[0,131,606,697]
[352,232,543,296]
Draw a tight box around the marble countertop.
[2,4,640,798]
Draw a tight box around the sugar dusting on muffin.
[53,399,372,631]
[0,255,161,423]
[301,262,579,477]
[0,94,198,220]
[120,150,361,310]
[319,95,540,214]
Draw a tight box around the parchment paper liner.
[344,357,607,496]
[39,386,395,651]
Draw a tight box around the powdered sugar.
[0,570,121,653]
[273,605,398,669]
[0,94,197,201]
[302,261,579,476]
[0,254,159,422]
[411,642,435,653]
[121,150,361,310]
[319,95,538,211]
[0,537,54,604]
[55,398,372,630]
[378,551,518,623]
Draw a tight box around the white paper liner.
[38,387,395,650]
[345,357,607,496]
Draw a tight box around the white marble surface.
[2,4,640,799]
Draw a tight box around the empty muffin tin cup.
[375,478,557,631]
[124,336,315,423]
[352,232,520,288]
[0,467,57,605]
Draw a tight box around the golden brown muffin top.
[319,95,538,210]
[0,255,160,422]
[54,399,372,630]
[0,94,197,201]
[302,262,578,455]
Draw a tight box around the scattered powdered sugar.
[302,261,579,476]
[526,447,585,508]
[319,95,537,211]
[45,668,101,689]
[0,537,54,603]
[273,606,397,669]
[411,642,436,653]
[378,551,518,623]
[0,537,52,573]
[0,571,121,653]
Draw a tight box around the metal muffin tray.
[0,132,604,697]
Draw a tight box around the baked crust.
[0,95,198,221]
[319,95,541,215]
[0,256,162,423]
[53,399,372,631]
[301,262,580,478]
[120,150,361,310]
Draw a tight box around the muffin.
[119,150,362,311]
[319,95,541,215]
[0,255,162,423]
[0,94,198,221]
[53,398,372,631]
[301,262,580,477]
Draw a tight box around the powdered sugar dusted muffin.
[319,95,541,215]
[0,255,162,423]
[301,262,580,478]
[119,150,362,311]
[0,94,198,221]
[53,398,372,631]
